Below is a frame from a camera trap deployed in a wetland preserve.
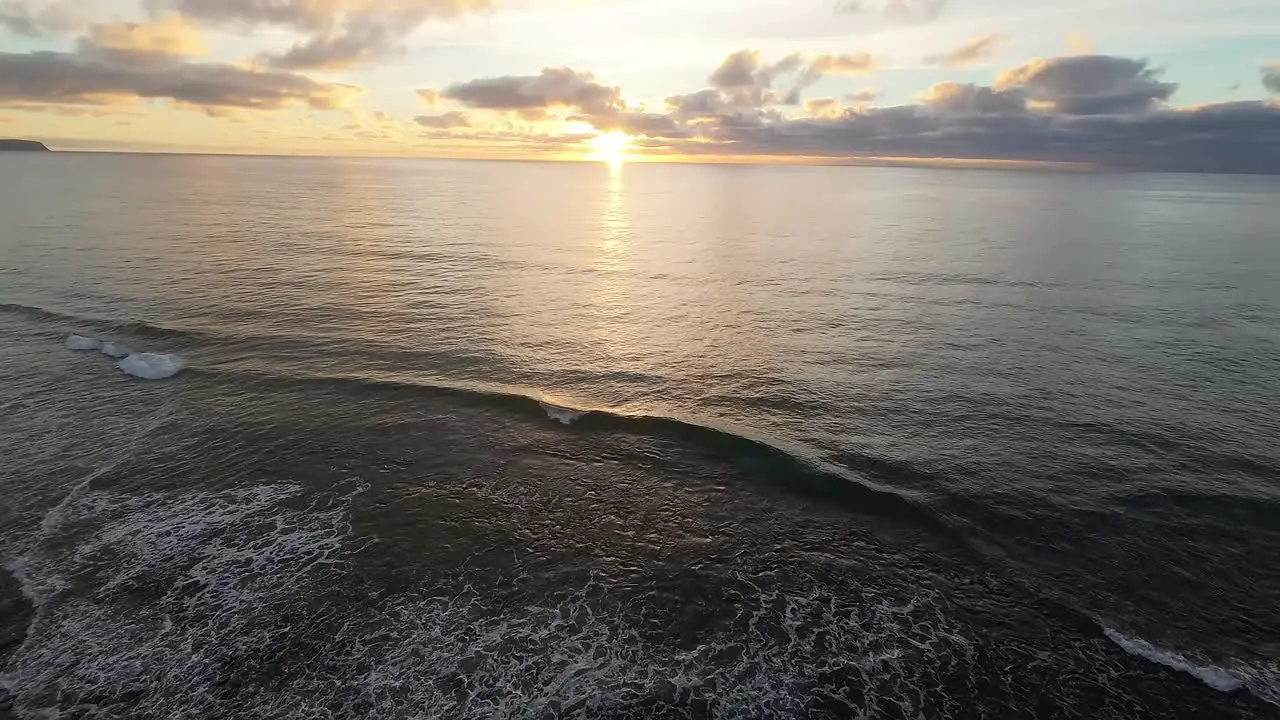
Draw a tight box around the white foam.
[64,334,100,351]
[1,475,980,720]
[539,401,586,425]
[1,482,360,718]
[116,353,184,380]
[99,341,131,359]
[1104,628,1244,693]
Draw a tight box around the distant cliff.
[0,139,50,152]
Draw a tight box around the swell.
[0,302,211,342]
[189,366,966,544]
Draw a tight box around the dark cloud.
[686,54,1277,172]
[925,33,1005,69]
[996,55,1176,115]
[706,49,876,108]
[571,111,688,139]
[1264,65,1280,95]
[709,49,760,90]
[431,52,1276,172]
[688,98,1280,173]
[0,50,360,110]
[414,110,472,128]
[923,81,1026,115]
[665,89,725,119]
[261,19,394,70]
[708,50,796,106]
[159,0,494,70]
[835,0,946,23]
[443,67,621,115]
[0,0,82,37]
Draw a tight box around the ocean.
[0,153,1277,719]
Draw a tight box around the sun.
[589,130,630,162]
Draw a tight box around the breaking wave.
[192,367,962,542]
[539,401,588,425]
[1103,628,1280,704]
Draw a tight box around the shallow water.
[1,153,1278,718]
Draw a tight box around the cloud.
[77,15,207,67]
[574,111,687,138]
[0,0,82,37]
[3,101,147,117]
[515,52,1272,172]
[440,67,690,138]
[835,0,946,24]
[0,50,361,110]
[260,20,395,70]
[442,67,622,115]
[710,50,798,105]
[805,97,843,118]
[925,33,1005,69]
[709,49,761,90]
[161,0,492,29]
[665,89,726,118]
[162,0,495,70]
[996,55,1176,115]
[416,88,441,107]
[414,110,472,128]
[1264,64,1280,95]
[706,49,877,108]
[847,87,879,105]
[806,52,876,78]
[922,81,1025,115]
[393,51,1277,171]
[699,99,1280,173]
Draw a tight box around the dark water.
[1,153,1278,719]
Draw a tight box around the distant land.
[0,140,50,152]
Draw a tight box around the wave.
[0,302,208,342]
[1104,628,1245,693]
[538,401,587,425]
[189,367,970,546]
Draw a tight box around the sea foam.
[65,334,100,351]
[116,353,184,380]
[539,401,586,425]
[99,341,131,359]
[1104,628,1244,693]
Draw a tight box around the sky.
[1,0,1278,170]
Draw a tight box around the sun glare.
[590,130,630,163]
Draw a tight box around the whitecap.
[1104,627,1244,693]
[539,401,586,425]
[100,342,131,359]
[116,353,184,380]
[65,334,100,351]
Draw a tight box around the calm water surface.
[1,153,1278,718]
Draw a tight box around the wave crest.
[1105,628,1245,693]
[539,401,587,425]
